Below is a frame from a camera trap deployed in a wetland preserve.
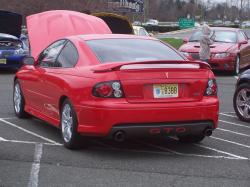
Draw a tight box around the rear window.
[86,39,184,63]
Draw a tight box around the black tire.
[13,80,29,118]
[233,83,250,122]
[178,134,205,143]
[233,56,240,76]
[60,99,82,149]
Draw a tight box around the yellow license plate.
[153,84,178,98]
[0,59,6,64]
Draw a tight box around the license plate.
[153,84,178,98]
[0,59,6,64]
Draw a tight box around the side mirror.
[23,56,35,65]
[183,38,189,43]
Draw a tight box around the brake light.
[205,79,217,96]
[92,81,124,98]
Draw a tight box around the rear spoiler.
[91,60,211,73]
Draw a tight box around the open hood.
[93,12,134,34]
[0,10,22,38]
[27,10,112,58]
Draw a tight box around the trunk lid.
[115,62,209,103]
[0,10,22,38]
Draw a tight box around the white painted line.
[0,138,62,146]
[218,128,250,137]
[0,136,7,141]
[219,113,237,118]
[0,117,17,120]
[0,118,61,145]
[136,140,243,160]
[211,136,250,149]
[194,143,248,160]
[219,119,250,129]
[28,144,43,187]
[234,76,239,79]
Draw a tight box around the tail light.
[205,79,217,96]
[92,81,124,98]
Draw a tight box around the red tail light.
[205,79,217,96]
[92,81,124,98]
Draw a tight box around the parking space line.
[218,128,250,137]
[0,138,62,146]
[219,113,237,118]
[136,140,244,160]
[28,144,43,187]
[193,144,248,160]
[219,119,250,129]
[211,136,250,149]
[0,117,17,120]
[0,118,61,145]
[0,136,7,141]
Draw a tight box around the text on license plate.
[0,59,6,64]
[153,84,178,98]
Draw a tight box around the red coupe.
[179,27,250,75]
[14,11,219,149]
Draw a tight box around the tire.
[178,134,205,143]
[233,83,250,122]
[60,99,81,149]
[13,80,29,118]
[233,56,240,75]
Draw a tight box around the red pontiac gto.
[179,27,250,75]
[13,11,219,149]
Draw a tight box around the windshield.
[86,39,184,63]
[189,30,237,43]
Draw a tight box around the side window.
[238,31,247,42]
[55,41,78,68]
[38,40,66,67]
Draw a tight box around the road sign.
[179,18,195,29]
[108,0,144,13]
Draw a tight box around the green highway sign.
[179,18,195,29]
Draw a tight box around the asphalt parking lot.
[0,70,250,187]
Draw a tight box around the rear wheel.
[13,80,29,118]
[60,99,82,149]
[178,134,205,143]
[233,83,250,122]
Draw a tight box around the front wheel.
[60,99,81,149]
[233,83,250,122]
[178,134,205,143]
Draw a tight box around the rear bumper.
[75,97,219,137]
[109,121,213,138]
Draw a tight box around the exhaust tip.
[204,128,213,137]
[113,131,126,142]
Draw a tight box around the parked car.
[241,21,250,28]
[145,19,159,26]
[14,10,219,149]
[179,27,250,75]
[133,26,150,36]
[0,10,29,69]
[233,70,250,122]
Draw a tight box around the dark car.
[0,10,28,69]
[233,69,250,122]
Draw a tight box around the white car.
[241,21,250,28]
[133,26,150,36]
[145,19,159,26]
